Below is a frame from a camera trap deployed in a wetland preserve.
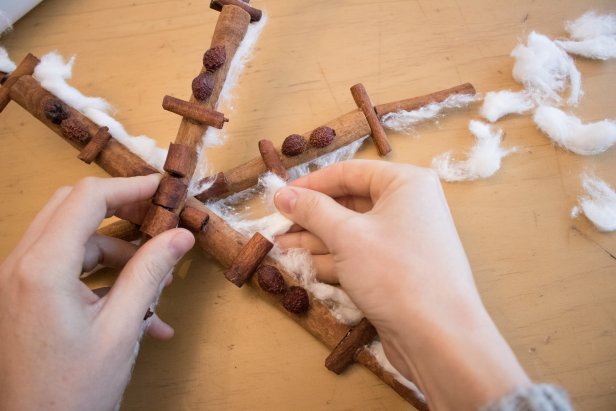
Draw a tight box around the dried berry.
[192,71,215,101]
[282,286,309,314]
[309,126,336,148]
[60,118,91,144]
[44,98,70,124]
[203,46,226,72]
[281,134,307,157]
[257,265,286,294]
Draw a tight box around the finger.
[274,186,357,250]
[275,231,329,255]
[145,313,175,340]
[114,199,155,225]
[82,234,139,273]
[38,174,161,260]
[335,195,374,213]
[100,228,194,336]
[312,254,339,284]
[290,160,412,201]
[7,186,72,263]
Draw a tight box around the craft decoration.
[162,95,229,129]
[224,232,274,287]
[258,139,289,180]
[179,205,210,232]
[350,83,391,156]
[78,126,112,164]
[325,317,378,374]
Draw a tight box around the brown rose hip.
[192,71,215,101]
[309,126,336,148]
[44,98,70,125]
[203,46,226,71]
[257,265,286,294]
[281,134,307,156]
[60,118,91,144]
[282,286,310,314]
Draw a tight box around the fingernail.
[170,229,195,260]
[275,187,298,214]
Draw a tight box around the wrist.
[379,298,530,411]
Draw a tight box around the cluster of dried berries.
[282,286,310,314]
[60,118,91,144]
[281,134,307,157]
[192,71,215,101]
[44,98,70,124]
[203,45,227,72]
[309,126,336,148]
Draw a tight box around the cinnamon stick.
[0,53,39,113]
[258,139,289,180]
[163,143,195,177]
[152,176,187,209]
[374,82,476,118]
[194,172,230,202]
[210,0,262,22]
[325,317,377,374]
[224,232,273,287]
[200,83,475,199]
[162,95,228,129]
[180,205,210,232]
[79,126,112,164]
[140,205,180,237]
[350,83,391,156]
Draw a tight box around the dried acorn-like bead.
[282,286,310,314]
[203,46,226,72]
[309,126,336,148]
[257,265,286,294]
[192,71,215,101]
[60,118,91,144]
[281,134,307,157]
[44,98,70,124]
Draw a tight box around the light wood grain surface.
[1,1,615,410]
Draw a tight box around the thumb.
[100,228,194,333]
[274,186,356,247]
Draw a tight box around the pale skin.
[0,161,529,411]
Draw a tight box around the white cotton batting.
[432,120,516,182]
[32,52,167,170]
[367,340,425,400]
[571,174,616,232]
[479,90,535,122]
[533,106,616,155]
[511,32,582,106]
[380,93,479,133]
[0,46,16,73]
[556,36,616,60]
[565,11,616,41]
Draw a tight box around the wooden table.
[1,1,615,410]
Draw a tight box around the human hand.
[0,175,194,411]
[275,160,529,411]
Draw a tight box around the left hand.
[0,175,194,411]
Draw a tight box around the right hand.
[275,160,529,411]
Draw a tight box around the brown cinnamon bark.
[79,126,112,164]
[325,317,377,374]
[179,205,210,232]
[152,176,187,209]
[143,5,251,236]
[258,139,289,180]
[162,95,228,129]
[374,82,476,118]
[9,75,158,177]
[224,232,273,287]
[163,143,196,177]
[210,0,262,22]
[350,83,391,156]
[194,171,230,201]
[0,53,40,112]
[141,205,180,237]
